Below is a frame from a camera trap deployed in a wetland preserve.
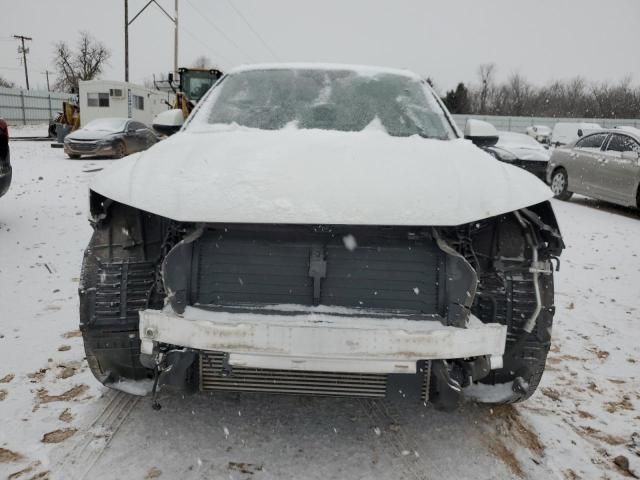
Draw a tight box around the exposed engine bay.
[80,194,563,410]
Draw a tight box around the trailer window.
[133,94,144,110]
[87,92,110,108]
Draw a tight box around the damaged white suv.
[80,64,563,410]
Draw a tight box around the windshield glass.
[183,72,216,102]
[196,68,456,139]
[84,118,127,132]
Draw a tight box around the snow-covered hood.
[67,129,119,141]
[501,145,550,162]
[90,128,553,226]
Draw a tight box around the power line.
[181,28,234,66]
[184,0,255,62]
[223,0,279,61]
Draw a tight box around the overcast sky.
[1,0,639,93]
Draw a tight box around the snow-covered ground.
[0,130,638,479]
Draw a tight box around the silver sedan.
[546,128,640,209]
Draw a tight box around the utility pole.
[174,0,179,76]
[126,0,179,82]
[124,0,129,82]
[41,70,51,91]
[13,35,32,90]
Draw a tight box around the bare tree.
[53,32,110,93]
[477,63,495,114]
[191,55,212,68]
[0,75,15,88]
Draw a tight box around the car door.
[135,123,158,150]
[126,121,149,153]
[598,133,640,206]
[122,121,139,153]
[566,132,609,196]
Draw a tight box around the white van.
[550,122,601,146]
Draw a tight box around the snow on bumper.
[139,307,507,374]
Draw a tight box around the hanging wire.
[184,0,256,63]
[223,0,279,61]
[181,27,234,67]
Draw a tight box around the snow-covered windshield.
[84,118,127,132]
[195,68,456,139]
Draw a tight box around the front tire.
[113,141,126,159]
[550,168,572,200]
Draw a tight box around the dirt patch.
[559,354,585,361]
[27,368,49,382]
[588,348,610,360]
[576,410,595,419]
[587,382,602,393]
[0,373,15,383]
[57,345,71,352]
[59,408,74,423]
[541,387,562,402]
[0,389,7,401]
[227,462,264,475]
[0,448,24,463]
[34,384,89,410]
[563,469,580,479]
[482,405,545,477]
[41,428,77,444]
[487,439,525,479]
[144,467,162,479]
[36,384,88,404]
[605,396,635,414]
[579,426,627,446]
[493,405,545,456]
[7,461,44,480]
[62,330,82,338]
[56,366,76,379]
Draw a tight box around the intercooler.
[200,351,430,400]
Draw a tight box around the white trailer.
[78,80,175,127]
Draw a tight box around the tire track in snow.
[53,390,139,479]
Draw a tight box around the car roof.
[581,127,639,137]
[228,63,423,81]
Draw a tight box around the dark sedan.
[486,131,550,181]
[0,118,11,198]
[64,118,158,159]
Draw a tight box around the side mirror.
[168,72,174,84]
[577,129,583,137]
[464,119,499,147]
[152,109,184,136]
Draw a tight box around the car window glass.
[575,133,607,149]
[130,122,146,131]
[201,69,456,139]
[605,134,640,153]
